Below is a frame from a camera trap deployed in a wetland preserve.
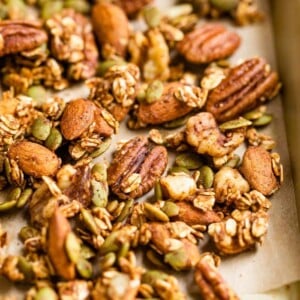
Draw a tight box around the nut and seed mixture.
[0,0,283,299]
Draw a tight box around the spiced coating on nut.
[177,23,241,64]
[0,20,48,57]
[136,82,194,125]
[185,112,244,157]
[240,146,279,195]
[112,0,153,17]
[205,57,280,122]
[8,140,61,178]
[107,136,168,200]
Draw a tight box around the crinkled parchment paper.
[1,0,300,298]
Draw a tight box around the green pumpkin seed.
[224,154,240,168]
[106,200,119,213]
[63,0,90,13]
[16,188,33,208]
[219,117,252,131]
[161,201,179,217]
[90,138,112,158]
[19,226,39,242]
[175,152,203,170]
[91,180,108,208]
[154,180,163,201]
[198,165,214,189]
[17,256,34,281]
[80,244,96,260]
[7,0,26,20]
[145,80,164,104]
[0,200,17,212]
[116,198,134,223]
[162,114,190,129]
[41,0,63,19]
[164,247,188,271]
[76,258,93,279]
[81,209,98,235]
[144,203,169,222]
[253,114,273,127]
[65,232,81,264]
[142,270,169,286]
[27,85,47,106]
[168,166,190,175]
[45,128,63,151]
[31,117,52,141]
[91,163,107,182]
[210,0,239,12]
[146,250,165,268]
[8,187,22,202]
[243,108,264,120]
[35,287,57,300]
[117,241,130,259]
[97,60,125,77]
[143,6,162,28]
[100,231,120,255]
[100,252,116,270]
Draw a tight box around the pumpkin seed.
[144,203,169,222]
[45,128,63,151]
[80,244,96,260]
[162,114,190,129]
[243,108,265,120]
[27,85,47,106]
[146,250,166,268]
[175,152,203,170]
[154,180,163,201]
[16,188,33,208]
[91,163,107,182]
[41,0,63,20]
[116,198,134,223]
[100,252,116,270]
[91,180,108,208]
[97,60,125,77]
[0,200,16,212]
[8,187,22,202]
[90,138,112,158]
[168,166,190,175]
[31,117,52,141]
[65,232,81,264]
[17,256,34,281]
[164,247,188,271]
[219,117,252,131]
[224,154,240,168]
[19,226,39,242]
[35,287,58,300]
[76,258,93,279]
[118,241,130,259]
[253,114,273,127]
[63,0,90,14]
[100,231,120,255]
[142,270,169,286]
[145,80,164,104]
[143,6,162,28]
[198,165,214,189]
[210,0,239,12]
[162,201,179,217]
[81,209,98,235]
[164,4,193,19]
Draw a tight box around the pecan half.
[47,209,75,280]
[91,2,129,58]
[177,23,240,64]
[136,82,204,126]
[107,136,168,199]
[194,254,239,300]
[8,140,61,178]
[205,57,281,122]
[240,146,279,195]
[0,20,47,57]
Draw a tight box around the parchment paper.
[1,0,300,298]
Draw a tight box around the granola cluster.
[0,1,284,299]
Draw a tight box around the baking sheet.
[1,0,300,298]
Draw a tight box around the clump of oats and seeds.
[0,0,282,299]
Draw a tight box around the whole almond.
[240,146,278,195]
[8,140,61,178]
[91,2,129,57]
[48,209,75,280]
[60,99,95,140]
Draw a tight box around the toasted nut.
[240,146,279,195]
[174,202,221,225]
[91,2,129,57]
[48,209,75,280]
[112,0,153,17]
[8,140,61,178]
[177,23,240,64]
